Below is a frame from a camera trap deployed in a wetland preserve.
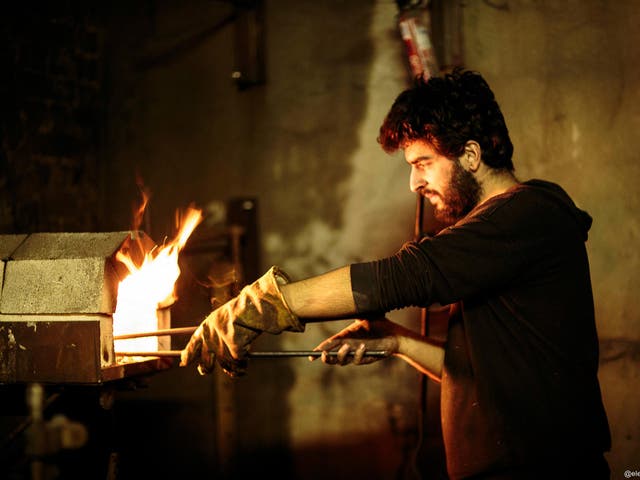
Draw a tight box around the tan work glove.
[180,266,304,377]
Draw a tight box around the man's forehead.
[403,139,439,159]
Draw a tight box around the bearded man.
[181,69,611,479]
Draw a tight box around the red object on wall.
[398,8,439,79]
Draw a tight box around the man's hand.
[180,266,304,376]
[310,317,400,366]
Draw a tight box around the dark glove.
[180,266,304,376]
[311,317,397,366]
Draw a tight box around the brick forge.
[0,232,172,384]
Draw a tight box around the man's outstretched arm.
[310,317,445,382]
[281,265,357,320]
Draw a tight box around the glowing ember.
[113,206,203,355]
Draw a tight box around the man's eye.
[410,160,430,171]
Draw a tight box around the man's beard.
[432,161,482,226]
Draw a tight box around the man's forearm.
[280,265,357,321]
[396,327,444,382]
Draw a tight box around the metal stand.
[23,384,88,480]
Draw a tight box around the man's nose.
[409,167,425,193]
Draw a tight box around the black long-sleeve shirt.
[351,179,611,479]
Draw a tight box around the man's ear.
[461,141,481,172]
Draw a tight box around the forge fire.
[113,206,202,357]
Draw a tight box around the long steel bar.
[114,350,390,358]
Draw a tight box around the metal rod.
[248,350,389,358]
[115,351,182,357]
[113,326,197,340]
[114,350,390,358]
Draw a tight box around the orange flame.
[113,206,203,354]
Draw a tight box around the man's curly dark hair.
[378,68,514,171]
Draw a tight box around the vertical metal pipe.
[27,383,44,480]
[415,192,430,477]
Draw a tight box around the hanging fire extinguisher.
[397,4,439,79]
